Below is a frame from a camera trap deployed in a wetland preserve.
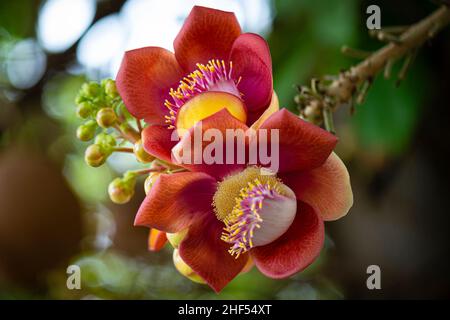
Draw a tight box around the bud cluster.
[74,79,179,206]
[74,79,122,142]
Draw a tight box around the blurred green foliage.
[270,0,359,108]
[353,62,428,155]
[0,0,36,38]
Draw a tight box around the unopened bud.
[76,101,92,119]
[144,173,161,195]
[134,140,155,163]
[95,132,116,148]
[85,144,108,167]
[173,249,205,284]
[108,177,135,204]
[103,79,119,98]
[81,81,101,98]
[166,229,188,249]
[96,107,117,128]
[75,94,84,105]
[76,120,97,141]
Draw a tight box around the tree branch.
[297,5,450,125]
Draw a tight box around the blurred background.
[1,0,449,299]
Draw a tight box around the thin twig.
[136,119,143,134]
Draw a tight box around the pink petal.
[251,201,324,278]
[174,6,241,71]
[134,172,217,233]
[116,47,184,125]
[230,33,273,113]
[280,152,353,221]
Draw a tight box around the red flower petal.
[148,229,167,252]
[230,33,273,113]
[173,109,248,179]
[116,47,184,125]
[142,125,178,163]
[251,201,324,278]
[174,6,241,71]
[280,152,353,221]
[258,109,338,173]
[134,172,217,233]
[179,214,249,292]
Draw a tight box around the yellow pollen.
[213,167,286,222]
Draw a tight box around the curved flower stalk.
[136,109,353,292]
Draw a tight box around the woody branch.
[297,5,450,130]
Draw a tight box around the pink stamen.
[221,179,282,259]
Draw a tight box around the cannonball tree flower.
[116,5,274,138]
[135,108,353,292]
[116,5,276,255]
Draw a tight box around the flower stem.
[113,123,140,144]
[136,119,143,133]
[113,147,134,153]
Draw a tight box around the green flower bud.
[103,79,119,98]
[76,120,97,141]
[108,173,136,204]
[76,101,92,119]
[134,139,155,163]
[173,249,205,284]
[166,229,188,249]
[144,172,161,195]
[95,132,116,148]
[96,107,117,128]
[75,94,85,105]
[84,144,109,167]
[81,81,101,98]
[123,170,138,182]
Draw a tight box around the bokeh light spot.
[37,0,96,53]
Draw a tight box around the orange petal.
[148,228,167,252]
[257,109,338,173]
[116,47,184,124]
[179,215,248,292]
[280,152,353,221]
[173,109,249,179]
[135,172,217,233]
[174,6,241,71]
